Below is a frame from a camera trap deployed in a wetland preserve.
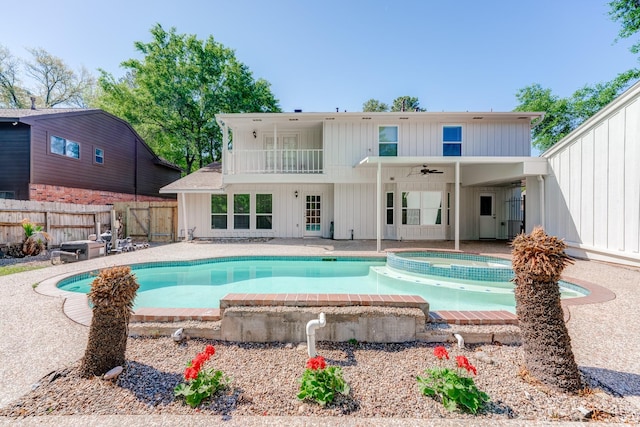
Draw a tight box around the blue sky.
[2,0,638,113]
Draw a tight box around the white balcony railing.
[226,149,323,174]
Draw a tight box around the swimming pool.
[57,255,588,313]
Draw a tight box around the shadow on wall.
[543,173,581,247]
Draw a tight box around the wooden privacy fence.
[112,201,178,243]
[0,200,112,246]
[0,200,178,247]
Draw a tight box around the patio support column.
[455,161,460,251]
[181,192,189,242]
[538,175,545,228]
[376,161,382,252]
[221,123,229,174]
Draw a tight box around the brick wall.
[29,184,169,204]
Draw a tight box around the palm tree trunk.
[511,226,582,393]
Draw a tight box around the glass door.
[305,194,322,236]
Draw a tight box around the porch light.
[295,190,299,198]
[252,130,257,138]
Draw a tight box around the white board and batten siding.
[181,184,334,239]
[323,119,532,175]
[543,82,640,266]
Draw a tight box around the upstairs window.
[378,125,398,156]
[442,125,462,156]
[94,148,104,165]
[211,195,228,229]
[50,135,80,159]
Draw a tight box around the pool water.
[58,257,588,313]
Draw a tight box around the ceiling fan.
[408,164,444,176]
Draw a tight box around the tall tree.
[96,24,281,174]
[515,1,640,151]
[609,0,640,54]
[391,95,424,112]
[515,69,640,151]
[0,45,29,108]
[1,45,95,108]
[25,47,94,107]
[362,98,389,112]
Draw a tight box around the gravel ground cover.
[1,337,638,424]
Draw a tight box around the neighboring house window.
[402,191,442,225]
[256,194,273,229]
[0,191,16,199]
[386,192,394,225]
[378,125,398,156]
[442,125,462,156]
[211,195,228,229]
[234,194,250,229]
[94,148,104,164]
[50,135,80,159]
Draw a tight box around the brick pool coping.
[39,270,614,328]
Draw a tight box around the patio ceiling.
[356,156,548,187]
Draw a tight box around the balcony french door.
[264,135,297,172]
[304,194,322,236]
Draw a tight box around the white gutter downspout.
[455,161,460,251]
[537,175,545,229]
[181,192,189,242]
[306,312,326,358]
[376,161,382,253]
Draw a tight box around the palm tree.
[20,218,50,256]
[80,266,139,378]
[511,226,582,392]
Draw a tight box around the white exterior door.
[304,194,322,237]
[479,193,496,239]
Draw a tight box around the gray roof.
[160,162,223,193]
[0,108,98,120]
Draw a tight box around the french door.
[304,194,322,236]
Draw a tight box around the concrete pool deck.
[1,238,639,425]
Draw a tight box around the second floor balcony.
[224,148,324,175]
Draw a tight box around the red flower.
[455,355,469,368]
[306,356,327,370]
[433,346,449,360]
[192,353,208,371]
[184,366,198,381]
[204,345,215,356]
[456,355,477,375]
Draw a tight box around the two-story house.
[161,111,548,251]
[0,108,181,204]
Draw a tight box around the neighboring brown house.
[0,108,181,203]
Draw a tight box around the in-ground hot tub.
[387,251,514,282]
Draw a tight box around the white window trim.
[442,123,463,156]
[386,191,394,225]
[94,147,104,165]
[378,124,399,156]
